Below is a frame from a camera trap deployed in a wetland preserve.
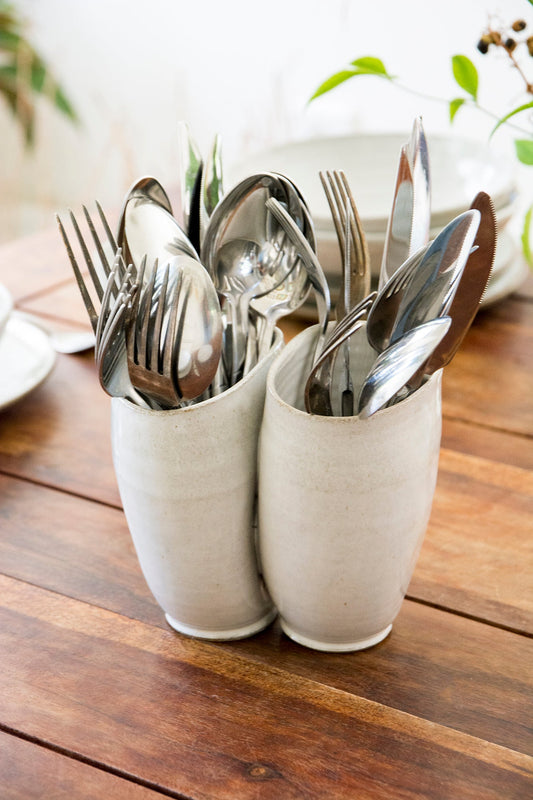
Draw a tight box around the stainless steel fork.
[127,258,188,409]
[56,201,122,332]
[319,170,371,318]
[319,170,372,414]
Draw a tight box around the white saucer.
[0,317,56,411]
[482,256,529,307]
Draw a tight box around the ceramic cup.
[258,324,442,652]
[111,329,283,640]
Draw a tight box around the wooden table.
[0,226,532,798]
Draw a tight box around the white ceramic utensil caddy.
[111,330,283,640]
[258,325,442,652]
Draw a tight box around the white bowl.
[227,133,517,234]
[0,283,13,338]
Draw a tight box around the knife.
[406,116,431,258]
[378,145,413,290]
[378,117,431,290]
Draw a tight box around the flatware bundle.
[56,118,496,416]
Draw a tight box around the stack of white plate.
[228,133,528,314]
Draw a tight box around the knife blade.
[406,116,431,258]
[378,145,413,289]
[379,117,431,291]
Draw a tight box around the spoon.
[202,173,308,384]
[265,197,331,364]
[395,191,496,401]
[169,254,223,399]
[251,256,311,362]
[116,176,173,251]
[391,209,480,344]
[366,243,431,353]
[119,185,199,271]
[367,210,480,354]
[358,317,452,419]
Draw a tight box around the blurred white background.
[0,0,531,242]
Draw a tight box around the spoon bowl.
[358,316,451,419]
[202,172,312,383]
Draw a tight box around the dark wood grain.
[0,352,120,506]
[442,417,533,470]
[0,473,531,754]
[0,731,165,799]
[413,446,533,633]
[440,296,533,436]
[1,576,531,800]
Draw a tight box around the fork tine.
[334,171,364,272]
[98,279,137,364]
[68,209,106,302]
[96,256,122,348]
[127,255,146,365]
[94,201,129,295]
[95,199,119,255]
[56,213,99,332]
[161,270,183,385]
[137,258,157,369]
[150,263,169,372]
[319,171,345,269]
[83,204,114,285]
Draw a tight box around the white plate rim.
[0,317,56,411]
[228,132,518,231]
[481,256,529,307]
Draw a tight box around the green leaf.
[490,101,533,138]
[449,98,465,122]
[309,56,394,102]
[515,139,533,165]
[521,205,533,269]
[309,69,360,101]
[451,54,478,100]
[349,56,393,79]
[0,28,21,50]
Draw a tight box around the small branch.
[507,48,533,94]
[392,80,532,136]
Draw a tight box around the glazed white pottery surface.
[0,317,56,411]
[0,283,12,339]
[228,133,516,231]
[258,325,442,652]
[111,329,283,640]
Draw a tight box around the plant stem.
[391,79,532,136]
